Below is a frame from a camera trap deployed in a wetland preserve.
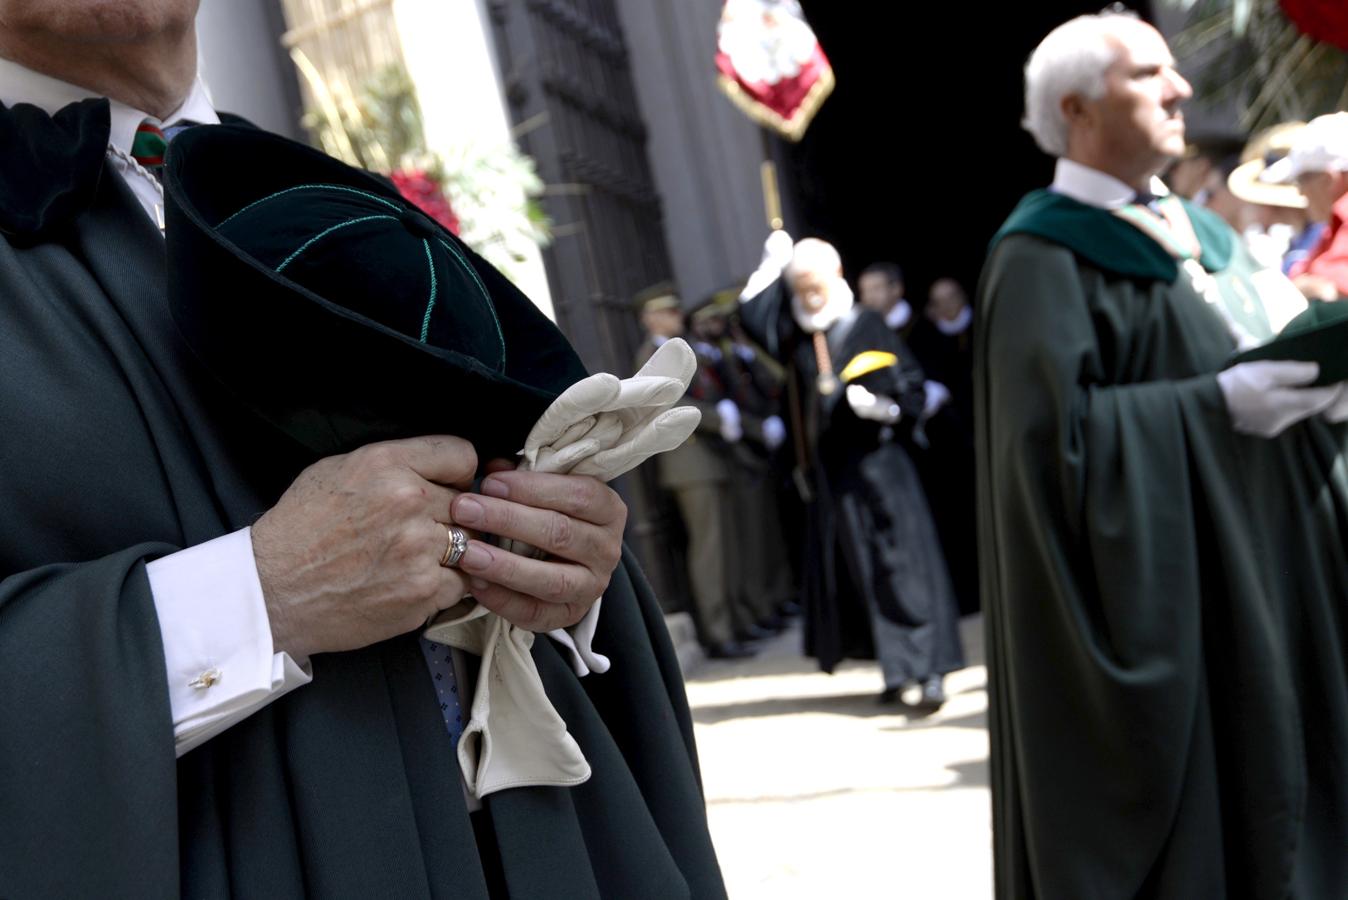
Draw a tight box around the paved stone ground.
[684,615,991,899]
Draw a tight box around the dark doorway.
[787,2,1155,300]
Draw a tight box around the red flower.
[390,168,462,235]
[1280,0,1348,51]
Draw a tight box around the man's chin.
[1161,123,1187,157]
[1153,139,1188,170]
[3,1,196,45]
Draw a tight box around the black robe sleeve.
[736,277,792,362]
[0,550,183,895]
[1,159,728,899]
[835,309,927,424]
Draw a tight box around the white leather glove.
[762,414,787,450]
[423,601,590,799]
[1325,382,1348,423]
[716,398,743,443]
[520,338,701,479]
[922,380,952,421]
[846,383,902,423]
[423,338,701,800]
[1216,360,1340,437]
[741,229,795,301]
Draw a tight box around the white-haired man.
[978,10,1348,899]
[739,234,964,707]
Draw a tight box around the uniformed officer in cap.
[635,284,756,659]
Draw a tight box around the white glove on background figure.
[1217,360,1341,437]
[716,398,743,443]
[922,380,952,421]
[846,383,902,424]
[1327,383,1348,423]
[762,414,787,450]
[423,338,700,800]
[741,229,795,301]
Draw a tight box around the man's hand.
[448,465,627,633]
[252,436,479,660]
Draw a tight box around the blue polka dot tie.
[418,636,464,748]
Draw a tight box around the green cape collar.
[991,189,1235,283]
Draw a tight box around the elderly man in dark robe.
[978,10,1348,898]
[738,235,964,707]
[0,2,725,896]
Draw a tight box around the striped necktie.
[130,119,168,176]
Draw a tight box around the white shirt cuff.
[146,528,312,757]
[547,598,610,677]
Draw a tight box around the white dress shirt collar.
[934,304,973,336]
[884,299,913,331]
[0,55,219,154]
[1051,158,1170,210]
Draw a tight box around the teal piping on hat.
[217,183,403,229]
[275,215,397,273]
[215,180,507,369]
[437,237,506,371]
[419,238,438,343]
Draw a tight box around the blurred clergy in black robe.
[738,234,964,707]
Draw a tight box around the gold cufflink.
[189,667,222,690]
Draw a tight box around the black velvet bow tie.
[0,97,111,241]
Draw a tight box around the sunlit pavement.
[686,615,991,899]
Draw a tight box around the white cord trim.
[106,143,165,201]
[106,144,166,228]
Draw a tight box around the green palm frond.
[1163,0,1348,131]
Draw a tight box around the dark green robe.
[0,110,725,898]
[976,193,1348,898]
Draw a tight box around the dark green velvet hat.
[1232,300,1348,385]
[162,124,587,461]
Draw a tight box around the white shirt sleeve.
[146,527,312,756]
